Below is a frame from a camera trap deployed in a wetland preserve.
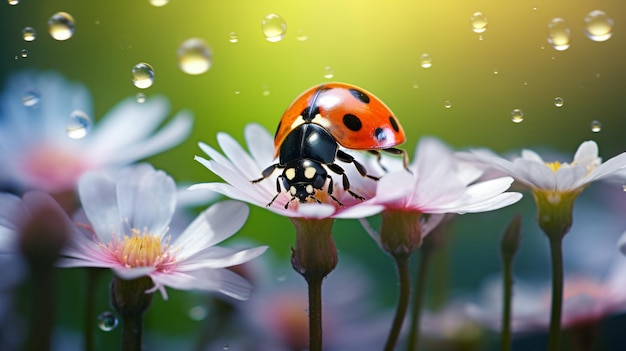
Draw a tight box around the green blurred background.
[2,0,626,349]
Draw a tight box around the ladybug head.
[282,159,328,205]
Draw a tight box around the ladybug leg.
[327,163,366,201]
[382,147,411,172]
[336,150,379,181]
[367,150,387,172]
[251,163,279,183]
[266,174,285,207]
[325,175,343,206]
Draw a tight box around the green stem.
[547,236,564,351]
[306,275,324,351]
[501,255,514,351]
[406,249,432,351]
[121,313,143,351]
[384,254,411,351]
[110,276,154,351]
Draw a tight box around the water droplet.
[20,49,28,58]
[554,96,564,107]
[131,63,155,89]
[511,109,524,123]
[444,100,452,109]
[262,14,287,42]
[136,92,146,103]
[411,82,419,90]
[276,274,286,282]
[547,18,570,51]
[22,27,36,42]
[420,53,432,68]
[323,66,334,79]
[261,84,271,96]
[296,28,308,41]
[8,0,18,5]
[97,312,118,332]
[493,69,499,75]
[188,306,208,321]
[584,10,613,42]
[590,120,602,132]
[177,38,212,75]
[234,90,241,95]
[22,91,40,107]
[66,110,91,139]
[223,345,230,351]
[470,12,488,33]
[621,183,626,192]
[149,0,168,6]
[48,12,75,41]
[228,32,238,43]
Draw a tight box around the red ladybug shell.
[273,82,406,157]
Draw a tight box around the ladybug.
[252,82,407,208]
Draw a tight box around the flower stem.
[500,214,522,351]
[110,276,154,351]
[548,236,564,351]
[406,248,432,351]
[289,217,337,351]
[384,254,411,351]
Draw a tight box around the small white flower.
[457,140,626,193]
[0,70,193,193]
[57,164,267,300]
[192,123,384,219]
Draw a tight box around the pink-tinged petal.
[580,152,626,186]
[152,268,254,300]
[520,149,545,163]
[421,214,446,237]
[178,246,268,270]
[334,204,384,219]
[573,141,600,166]
[115,164,176,235]
[297,203,337,219]
[442,192,523,214]
[88,96,170,153]
[374,171,414,204]
[78,170,121,242]
[112,266,156,280]
[175,201,249,257]
[104,110,193,166]
[245,123,276,165]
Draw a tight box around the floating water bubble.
[323,66,334,79]
[470,12,488,33]
[188,306,208,321]
[622,183,626,192]
[97,312,118,332]
[8,0,18,5]
[584,10,613,42]
[261,84,270,96]
[136,92,146,103]
[234,90,241,95]
[276,274,286,282]
[493,69,499,75]
[547,18,570,51]
[420,53,432,68]
[22,27,36,42]
[262,14,287,42]
[444,100,452,109]
[177,38,212,75]
[511,109,524,123]
[412,82,419,90]
[296,28,308,41]
[149,0,168,6]
[223,345,230,351]
[66,110,91,139]
[554,96,564,107]
[131,63,155,89]
[590,120,602,132]
[22,91,40,107]
[20,49,28,58]
[48,12,75,41]
[228,32,238,43]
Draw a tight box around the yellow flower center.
[545,161,562,173]
[108,228,177,271]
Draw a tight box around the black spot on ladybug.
[349,89,370,104]
[274,120,282,138]
[374,127,387,142]
[302,106,320,122]
[343,114,363,131]
[389,116,400,133]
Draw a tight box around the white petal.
[296,203,336,219]
[334,204,385,219]
[152,268,254,300]
[244,123,276,165]
[178,246,268,270]
[0,192,26,232]
[115,165,176,235]
[513,158,555,189]
[217,131,263,175]
[444,192,522,214]
[581,152,626,185]
[104,110,193,166]
[78,170,122,241]
[555,165,586,190]
[573,141,600,166]
[521,149,545,163]
[175,201,249,257]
